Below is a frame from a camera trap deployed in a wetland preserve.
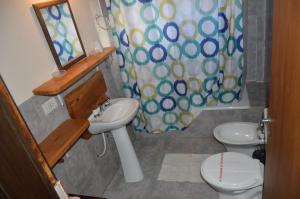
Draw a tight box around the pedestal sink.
[88,98,143,182]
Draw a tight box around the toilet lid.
[201,152,263,190]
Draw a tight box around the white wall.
[0,0,107,105]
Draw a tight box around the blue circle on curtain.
[133,47,150,65]
[68,55,74,61]
[123,85,134,98]
[203,77,218,92]
[177,96,190,112]
[235,13,243,32]
[182,40,200,59]
[138,0,152,3]
[160,96,176,112]
[149,44,167,63]
[143,99,160,115]
[157,80,174,97]
[145,24,163,45]
[218,13,228,33]
[120,30,129,47]
[163,22,179,43]
[140,3,159,24]
[133,82,141,96]
[198,16,218,38]
[227,36,237,56]
[200,38,219,58]
[219,91,237,104]
[174,80,187,96]
[237,34,243,52]
[190,93,206,107]
[48,5,61,20]
[53,40,63,56]
[121,0,136,6]
[116,50,125,68]
[196,0,218,15]
[63,39,73,56]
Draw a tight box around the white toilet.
[213,122,265,156]
[201,152,264,199]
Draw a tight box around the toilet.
[201,152,264,199]
[213,122,265,156]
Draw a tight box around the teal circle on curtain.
[145,24,163,45]
[190,93,206,107]
[143,99,160,115]
[166,125,180,131]
[121,0,136,7]
[182,40,200,59]
[112,32,120,48]
[238,55,244,70]
[196,0,218,15]
[227,36,237,56]
[133,47,150,65]
[157,80,174,97]
[177,96,190,112]
[63,39,73,56]
[123,85,133,97]
[219,91,237,104]
[203,77,218,92]
[112,0,120,7]
[124,48,133,63]
[219,34,228,51]
[56,21,68,37]
[167,43,182,60]
[198,16,218,38]
[238,75,243,86]
[140,3,159,24]
[163,112,179,125]
[120,69,130,83]
[153,63,171,80]
[235,0,243,9]
[235,13,243,32]
[201,58,219,76]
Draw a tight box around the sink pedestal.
[111,127,144,182]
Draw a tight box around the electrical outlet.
[42,97,58,115]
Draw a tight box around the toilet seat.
[201,152,263,191]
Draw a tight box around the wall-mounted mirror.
[33,0,86,70]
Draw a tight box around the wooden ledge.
[33,47,115,96]
[39,119,89,167]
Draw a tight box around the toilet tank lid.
[201,152,263,190]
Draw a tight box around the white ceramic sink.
[88,98,139,133]
[88,98,143,183]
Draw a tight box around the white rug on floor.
[157,153,210,183]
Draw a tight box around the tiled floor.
[102,83,268,199]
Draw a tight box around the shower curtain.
[107,0,244,133]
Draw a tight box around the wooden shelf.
[33,47,115,96]
[39,119,89,168]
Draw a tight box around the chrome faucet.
[100,98,111,113]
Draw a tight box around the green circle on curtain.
[190,93,206,107]
[167,43,182,60]
[238,55,244,70]
[171,61,185,79]
[187,77,202,92]
[180,20,197,40]
[133,47,150,65]
[219,91,237,104]
[235,0,243,9]
[124,48,133,64]
[157,80,174,97]
[160,0,176,20]
[219,34,228,51]
[129,28,145,47]
[114,9,125,27]
[177,96,190,112]
[182,40,200,59]
[223,76,238,90]
[143,99,160,115]
[128,66,137,80]
[163,112,179,125]
[235,13,243,32]
[121,0,136,6]
[198,16,218,38]
[201,58,219,76]
[196,0,218,15]
[166,125,180,131]
[153,63,171,80]
[145,24,163,45]
[238,75,243,86]
[227,36,237,56]
[141,83,157,100]
[179,112,194,126]
[219,51,227,70]
[140,3,159,24]
[228,15,236,36]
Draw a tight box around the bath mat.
[157,153,210,183]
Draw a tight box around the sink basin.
[88,98,143,183]
[88,98,139,134]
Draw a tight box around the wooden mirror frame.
[33,0,86,70]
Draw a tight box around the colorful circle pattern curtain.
[107,0,244,133]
